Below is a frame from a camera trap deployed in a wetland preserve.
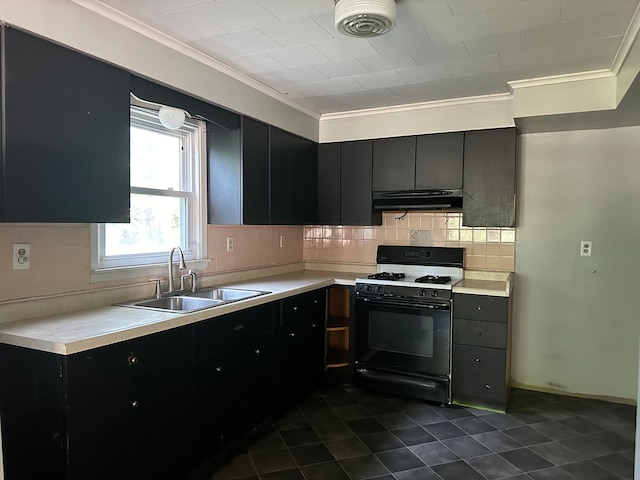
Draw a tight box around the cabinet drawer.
[453,294,508,322]
[282,289,325,329]
[453,319,507,349]
[194,303,274,358]
[452,344,506,402]
[65,327,184,403]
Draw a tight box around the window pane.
[131,126,181,190]
[105,194,184,256]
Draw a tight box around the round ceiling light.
[334,0,396,38]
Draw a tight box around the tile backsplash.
[303,212,515,271]
[0,213,514,302]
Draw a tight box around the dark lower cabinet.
[275,288,327,418]
[0,327,189,480]
[452,293,512,412]
[191,303,275,466]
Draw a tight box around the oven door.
[354,298,451,377]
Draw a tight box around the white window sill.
[91,259,211,284]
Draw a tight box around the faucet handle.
[149,279,163,299]
[189,270,198,292]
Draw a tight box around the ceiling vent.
[334,0,396,38]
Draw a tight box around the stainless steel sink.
[117,287,269,313]
[119,296,224,313]
[186,287,269,302]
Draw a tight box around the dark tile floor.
[213,382,636,480]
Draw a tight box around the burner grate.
[368,272,405,281]
[415,275,452,285]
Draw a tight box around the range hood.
[372,189,463,211]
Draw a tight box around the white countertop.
[453,271,514,297]
[0,270,359,356]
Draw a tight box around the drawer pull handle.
[131,400,140,409]
[477,306,482,311]
[475,358,480,363]
[485,384,491,389]
[293,306,298,311]
[311,323,317,328]
[215,367,222,373]
[255,349,261,355]
[289,332,296,337]
[475,330,482,336]
[127,355,138,366]
[313,299,318,304]
[234,324,244,331]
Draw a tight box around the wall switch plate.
[279,235,285,248]
[226,236,234,253]
[580,240,592,256]
[13,243,30,270]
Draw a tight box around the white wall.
[513,126,640,401]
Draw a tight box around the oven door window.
[355,301,450,377]
[369,311,434,357]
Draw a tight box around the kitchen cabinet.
[462,128,517,227]
[1,26,130,223]
[317,140,382,226]
[192,303,275,465]
[275,288,327,418]
[326,286,353,369]
[270,127,318,225]
[209,118,317,225]
[452,293,511,411]
[0,327,189,480]
[371,132,464,192]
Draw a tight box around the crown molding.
[508,69,614,92]
[319,92,513,121]
[612,0,640,74]
[68,0,321,120]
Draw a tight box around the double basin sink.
[119,287,270,314]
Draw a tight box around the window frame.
[90,105,208,282]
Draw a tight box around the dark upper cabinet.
[270,127,318,225]
[371,133,464,192]
[372,136,416,191]
[463,128,517,227]
[415,132,464,190]
[317,140,381,226]
[1,27,131,223]
[209,118,316,225]
[317,143,341,225]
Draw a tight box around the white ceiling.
[95,0,640,116]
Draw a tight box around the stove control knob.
[376,285,383,294]
[419,289,426,296]
[366,285,372,293]
[431,290,438,297]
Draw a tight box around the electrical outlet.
[580,240,592,257]
[226,236,234,253]
[279,235,285,248]
[13,243,30,270]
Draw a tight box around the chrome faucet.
[167,246,187,294]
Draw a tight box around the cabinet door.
[452,344,507,409]
[2,27,130,223]
[317,143,341,225]
[270,127,292,225]
[372,136,416,191]
[290,134,318,225]
[415,132,464,190]
[340,140,381,226]
[242,117,271,225]
[463,128,517,227]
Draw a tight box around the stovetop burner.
[367,272,406,281]
[415,275,452,285]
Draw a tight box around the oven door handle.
[356,297,450,310]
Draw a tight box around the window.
[91,106,207,280]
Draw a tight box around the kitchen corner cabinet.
[275,288,327,418]
[452,293,512,412]
[1,26,130,223]
[371,133,464,192]
[270,127,318,225]
[326,286,353,369]
[0,327,190,480]
[462,128,517,227]
[317,140,381,226]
